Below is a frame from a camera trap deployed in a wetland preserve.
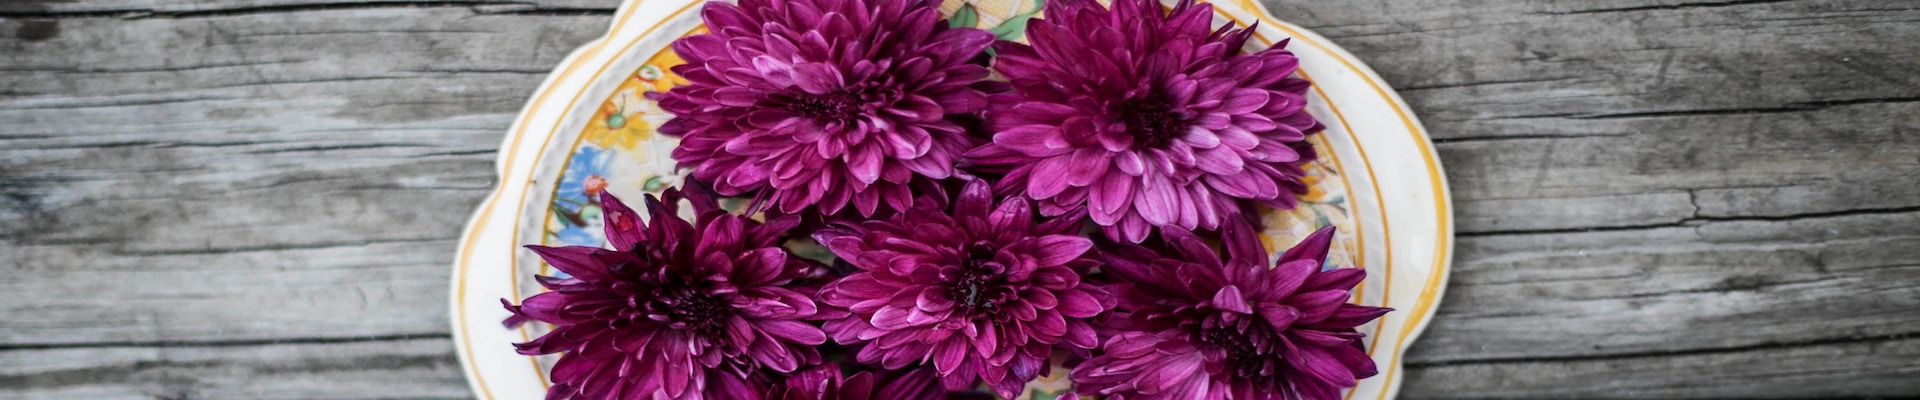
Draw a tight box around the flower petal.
[1212,285,1253,314]
[1029,235,1094,266]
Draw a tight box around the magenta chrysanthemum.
[770,365,944,400]
[657,0,1000,217]
[504,189,828,399]
[814,180,1113,397]
[965,0,1324,243]
[1072,223,1390,399]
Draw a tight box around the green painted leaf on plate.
[950,4,979,29]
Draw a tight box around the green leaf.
[949,4,978,29]
[551,202,588,227]
[989,17,1029,41]
[554,197,589,208]
[988,0,1047,41]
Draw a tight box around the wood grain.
[0,7,600,344]
[0,337,468,400]
[1,0,1917,398]
[1407,336,1920,398]
[0,0,615,15]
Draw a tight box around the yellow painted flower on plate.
[584,88,653,151]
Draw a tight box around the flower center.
[1198,323,1285,383]
[640,275,734,335]
[781,91,866,121]
[633,255,737,334]
[948,241,1007,314]
[1115,95,1192,149]
[582,175,608,196]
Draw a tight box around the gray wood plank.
[1281,0,1920,121]
[0,8,606,343]
[5,335,1909,400]
[1406,336,1920,399]
[0,338,469,400]
[0,0,617,15]
[1415,211,1920,364]
[1275,0,1920,232]
[1,239,458,345]
[1438,100,1920,233]
[1,0,1918,398]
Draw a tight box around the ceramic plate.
[450,0,1452,398]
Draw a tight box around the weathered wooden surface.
[1,0,1915,398]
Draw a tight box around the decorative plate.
[450,0,1453,398]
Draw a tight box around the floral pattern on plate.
[524,1,1362,398]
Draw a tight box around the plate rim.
[450,1,1454,399]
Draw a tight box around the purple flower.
[771,365,944,400]
[504,188,828,400]
[964,0,1324,243]
[813,180,1112,397]
[1072,223,1390,399]
[656,0,1000,218]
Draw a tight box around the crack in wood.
[1318,24,1478,41]
[1430,133,1630,144]
[0,60,309,74]
[398,67,553,75]
[1795,96,1920,109]
[1693,205,1920,222]
[157,140,280,148]
[1457,221,1697,237]
[1398,76,1584,92]
[0,1,610,20]
[1432,96,1920,124]
[1542,0,1802,15]
[1684,189,1703,219]
[0,333,451,351]
[0,96,239,111]
[1567,96,1920,120]
[1565,275,1846,302]
[478,6,619,16]
[344,184,492,191]
[107,237,456,256]
[201,75,412,90]
[234,29,499,38]
[412,148,499,157]
[1458,204,1920,237]
[1407,331,1920,368]
[241,142,435,155]
[0,140,166,150]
